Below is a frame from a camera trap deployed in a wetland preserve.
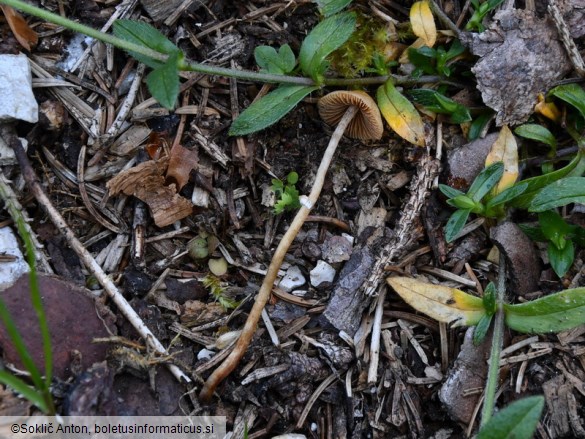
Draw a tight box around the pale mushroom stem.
[199,105,359,401]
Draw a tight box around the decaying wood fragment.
[363,153,441,296]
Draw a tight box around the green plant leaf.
[449,195,478,210]
[287,171,299,185]
[473,314,492,345]
[514,124,557,151]
[439,184,465,199]
[477,396,544,439]
[507,151,584,208]
[408,46,437,75]
[408,89,471,123]
[254,44,296,75]
[299,11,356,83]
[387,277,486,327]
[484,182,527,207]
[539,210,573,249]
[548,83,585,120]
[548,240,574,278]
[468,112,494,141]
[146,52,180,110]
[529,177,585,212]
[113,19,180,69]
[518,224,547,242]
[377,79,426,146]
[0,370,48,413]
[467,162,504,202]
[483,282,497,315]
[230,85,318,136]
[445,208,471,242]
[504,288,585,333]
[313,0,353,16]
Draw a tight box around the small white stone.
[278,266,306,292]
[197,348,215,361]
[0,54,38,123]
[0,227,30,291]
[310,260,336,287]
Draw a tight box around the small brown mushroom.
[199,89,383,402]
[318,90,384,140]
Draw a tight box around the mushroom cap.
[318,90,384,140]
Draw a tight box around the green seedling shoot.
[521,210,585,278]
[271,171,301,214]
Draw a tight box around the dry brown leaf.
[107,158,193,227]
[410,1,436,48]
[166,143,198,191]
[0,5,38,51]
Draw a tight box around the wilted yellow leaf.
[534,93,561,123]
[377,80,425,147]
[387,277,485,327]
[410,1,436,48]
[485,125,518,194]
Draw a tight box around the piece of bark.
[543,375,572,437]
[490,221,540,296]
[322,228,387,335]
[461,9,571,125]
[439,327,491,424]
[140,0,185,22]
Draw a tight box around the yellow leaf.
[377,80,425,147]
[485,125,519,194]
[534,93,561,123]
[410,1,437,48]
[387,277,485,327]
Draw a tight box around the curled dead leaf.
[107,158,193,227]
[166,143,198,191]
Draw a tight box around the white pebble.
[310,260,336,287]
[278,266,306,292]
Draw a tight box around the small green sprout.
[202,274,238,310]
[439,162,528,242]
[520,211,585,278]
[466,0,506,32]
[271,171,301,214]
[408,39,465,77]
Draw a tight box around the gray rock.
[0,54,38,123]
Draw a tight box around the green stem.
[480,251,506,426]
[3,0,445,88]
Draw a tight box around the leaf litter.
[0,0,584,436]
